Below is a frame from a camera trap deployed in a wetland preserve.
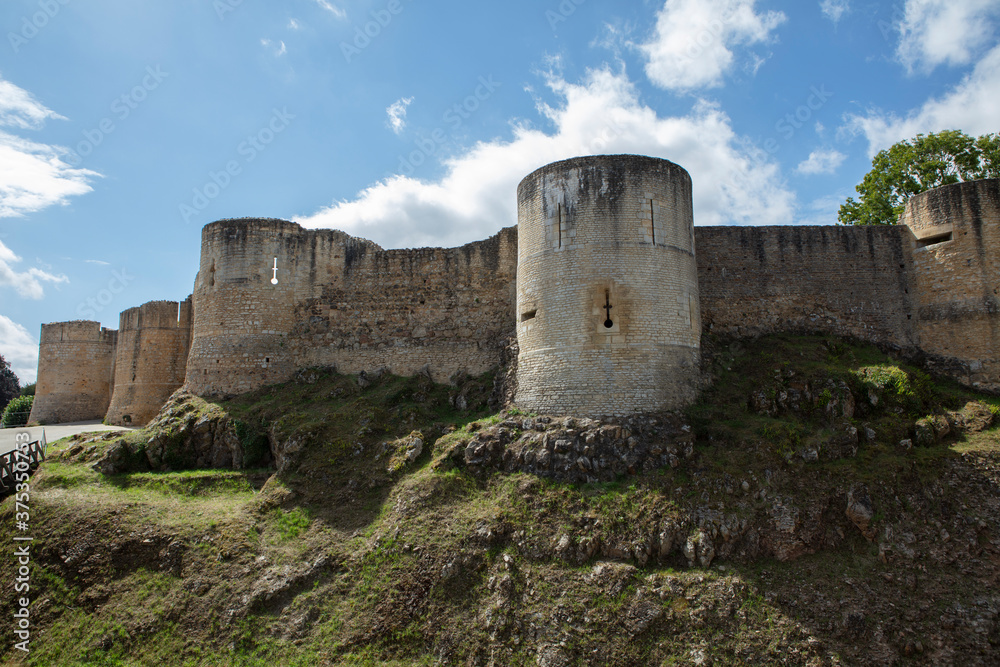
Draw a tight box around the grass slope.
[1,334,999,666]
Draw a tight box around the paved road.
[0,421,134,457]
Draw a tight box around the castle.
[27,155,1000,424]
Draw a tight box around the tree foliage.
[0,354,20,415]
[839,130,1000,226]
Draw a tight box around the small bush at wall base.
[1,394,33,427]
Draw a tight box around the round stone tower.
[105,298,192,426]
[27,321,117,425]
[514,154,701,416]
[902,178,1000,389]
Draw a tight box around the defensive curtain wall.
[182,219,519,397]
[25,155,1000,423]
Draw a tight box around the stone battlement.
[26,156,1000,424]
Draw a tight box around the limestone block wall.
[902,179,1000,389]
[28,321,117,425]
[184,218,518,398]
[105,298,193,426]
[514,155,701,417]
[695,225,918,350]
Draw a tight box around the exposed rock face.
[440,414,696,484]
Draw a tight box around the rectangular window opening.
[916,232,953,248]
[520,309,537,322]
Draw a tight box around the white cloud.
[796,148,846,175]
[315,0,346,20]
[0,315,38,385]
[261,38,287,57]
[0,76,99,219]
[846,44,1000,155]
[639,0,786,91]
[0,240,68,299]
[288,18,302,30]
[896,0,1000,73]
[0,130,99,218]
[386,97,413,135]
[819,0,849,24]
[298,67,795,249]
[0,77,66,130]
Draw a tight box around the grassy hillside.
[2,334,999,666]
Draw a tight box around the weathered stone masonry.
[26,156,1000,423]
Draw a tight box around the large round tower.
[514,155,701,416]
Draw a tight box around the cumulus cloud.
[0,75,99,219]
[896,0,1000,73]
[819,0,849,24]
[0,130,99,218]
[315,0,346,20]
[796,148,846,175]
[298,67,795,249]
[846,44,1000,155]
[0,239,68,299]
[639,0,786,92]
[386,97,414,135]
[0,315,38,385]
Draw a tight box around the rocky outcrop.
[438,414,696,484]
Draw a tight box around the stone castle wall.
[105,298,193,426]
[515,155,701,416]
[903,179,1000,389]
[183,218,517,397]
[27,321,117,425]
[695,225,918,349]
[27,159,1000,422]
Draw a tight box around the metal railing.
[0,412,31,429]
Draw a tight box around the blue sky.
[1,0,999,384]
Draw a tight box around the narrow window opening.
[520,309,537,322]
[557,203,563,248]
[650,199,655,245]
[603,290,614,329]
[916,232,953,248]
[265,357,270,363]
[270,257,278,285]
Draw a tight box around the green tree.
[839,130,1000,226]
[0,355,20,415]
